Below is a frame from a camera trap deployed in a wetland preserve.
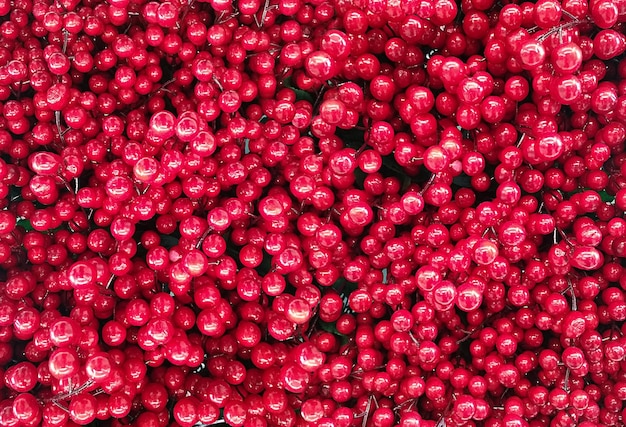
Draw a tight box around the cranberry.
[0,2,625,426]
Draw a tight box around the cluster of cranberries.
[1,0,626,426]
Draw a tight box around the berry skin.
[2,2,626,427]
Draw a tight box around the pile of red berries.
[1,0,626,426]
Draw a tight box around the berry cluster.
[1,0,626,426]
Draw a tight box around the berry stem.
[259,0,271,29]
[419,173,437,195]
[50,379,95,402]
[359,395,374,427]
[62,29,69,54]
[195,227,212,249]
[567,277,577,310]
[52,400,69,413]
[55,111,66,144]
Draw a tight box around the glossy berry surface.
[0,1,626,427]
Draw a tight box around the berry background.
[1,0,626,426]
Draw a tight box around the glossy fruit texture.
[1,0,626,427]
